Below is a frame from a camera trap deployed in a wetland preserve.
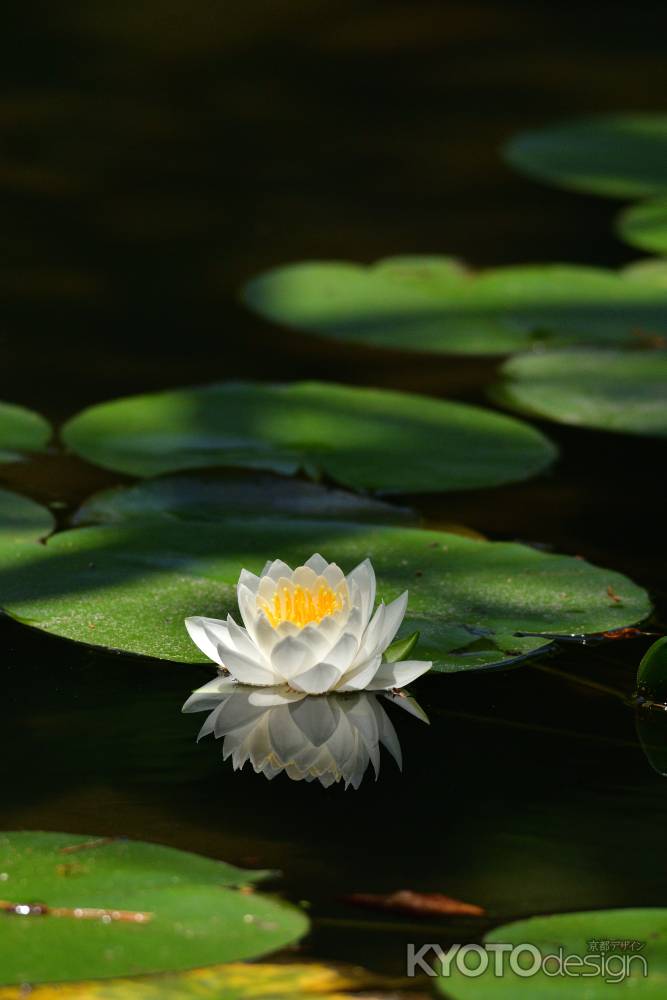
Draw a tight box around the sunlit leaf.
[383,631,419,663]
[617,197,667,254]
[0,505,650,672]
[0,487,55,540]
[0,401,51,464]
[0,831,307,985]
[439,908,667,996]
[504,114,667,198]
[242,259,667,355]
[61,381,556,493]
[491,349,667,437]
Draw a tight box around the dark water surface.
[2,0,667,975]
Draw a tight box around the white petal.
[226,614,264,662]
[366,659,432,690]
[292,565,319,590]
[371,698,402,769]
[218,646,277,685]
[182,674,238,712]
[376,591,409,653]
[290,662,342,694]
[270,635,313,680]
[253,611,282,656]
[337,654,382,691]
[355,603,386,662]
[264,559,293,581]
[184,616,228,665]
[345,558,376,626]
[297,623,336,661]
[322,563,345,589]
[268,706,309,761]
[304,553,329,574]
[324,632,358,671]
[237,583,261,638]
[238,568,261,594]
[382,690,430,723]
[247,686,304,707]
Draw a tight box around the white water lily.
[182,680,429,789]
[185,553,431,695]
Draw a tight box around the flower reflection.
[183,680,428,789]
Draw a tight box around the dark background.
[2,0,667,975]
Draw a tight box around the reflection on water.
[183,680,428,788]
[636,705,667,777]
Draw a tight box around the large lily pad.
[61,381,556,493]
[0,400,51,463]
[439,908,667,996]
[74,472,415,527]
[0,507,650,672]
[504,114,667,198]
[491,349,667,437]
[617,197,667,254]
[0,831,307,985]
[241,259,667,355]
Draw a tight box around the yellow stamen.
[261,583,343,629]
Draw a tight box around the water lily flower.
[182,681,429,789]
[185,554,432,695]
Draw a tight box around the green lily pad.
[0,506,650,672]
[622,259,667,289]
[242,259,667,355]
[491,349,667,437]
[0,400,51,463]
[73,472,415,527]
[504,114,667,198]
[439,908,667,996]
[61,381,556,493]
[0,831,307,985]
[617,197,667,254]
[637,636,667,703]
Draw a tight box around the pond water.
[2,0,666,979]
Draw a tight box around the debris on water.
[342,889,485,918]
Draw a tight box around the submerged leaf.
[343,889,485,918]
[637,636,667,704]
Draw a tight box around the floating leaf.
[439,908,667,996]
[622,258,667,289]
[0,508,650,672]
[504,114,667,198]
[617,197,667,254]
[637,637,667,703]
[383,631,420,663]
[491,349,667,437]
[242,259,667,355]
[0,400,51,463]
[74,472,415,527]
[61,381,556,493]
[0,960,397,999]
[0,831,307,985]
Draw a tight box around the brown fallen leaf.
[601,627,656,640]
[342,889,485,918]
[607,585,623,605]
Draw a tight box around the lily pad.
[0,507,650,672]
[491,349,667,437]
[74,472,415,527]
[0,831,307,986]
[0,400,51,463]
[504,114,667,198]
[61,381,556,493]
[439,908,667,996]
[242,259,667,355]
[617,197,667,254]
